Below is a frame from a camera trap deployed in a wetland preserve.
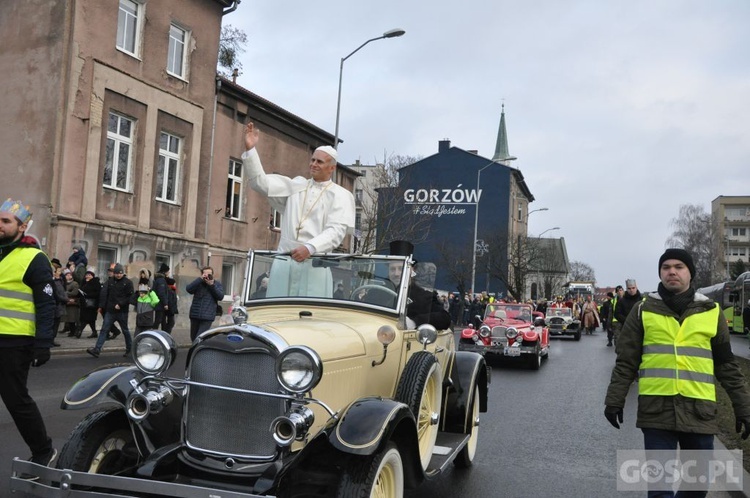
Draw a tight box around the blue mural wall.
[379,144,514,296]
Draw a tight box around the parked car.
[544,306,582,340]
[12,251,489,498]
[459,302,549,369]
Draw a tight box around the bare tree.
[532,242,569,300]
[218,25,248,77]
[665,204,721,287]
[569,261,596,282]
[481,233,551,300]
[359,154,432,254]
[433,240,473,296]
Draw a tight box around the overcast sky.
[229,0,750,292]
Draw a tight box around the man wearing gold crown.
[0,198,57,472]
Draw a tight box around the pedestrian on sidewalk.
[163,276,178,334]
[87,263,133,358]
[187,267,223,341]
[152,263,170,331]
[78,268,101,339]
[605,248,750,498]
[132,284,159,335]
[0,198,57,471]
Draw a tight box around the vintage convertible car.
[12,251,489,498]
[544,306,582,341]
[458,302,549,370]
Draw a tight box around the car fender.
[329,397,418,457]
[442,351,488,434]
[62,364,182,459]
[62,364,143,410]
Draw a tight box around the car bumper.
[548,328,577,336]
[10,459,270,498]
[458,342,534,357]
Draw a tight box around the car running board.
[425,431,471,477]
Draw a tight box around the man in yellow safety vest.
[0,198,57,475]
[604,248,750,497]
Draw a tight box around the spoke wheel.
[454,385,480,468]
[395,352,442,470]
[337,442,404,498]
[57,409,136,474]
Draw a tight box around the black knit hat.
[658,248,695,280]
[158,263,170,274]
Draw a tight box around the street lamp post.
[538,227,560,238]
[470,162,500,295]
[333,28,405,149]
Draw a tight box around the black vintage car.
[11,251,489,497]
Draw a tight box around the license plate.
[504,347,521,357]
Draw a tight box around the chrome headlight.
[479,325,491,338]
[276,346,323,394]
[133,330,177,375]
[505,327,519,339]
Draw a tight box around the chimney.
[232,68,239,84]
[438,139,451,153]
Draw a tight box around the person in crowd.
[67,245,88,268]
[609,285,625,347]
[600,292,614,347]
[78,268,101,339]
[332,282,344,300]
[186,266,224,341]
[132,284,159,335]
[743,299,750,336]
[50,266,67,347]
[62,269,80,337]
[102,264,123,340]
[581,294,600,334]
[605,249,750,498]
[163,276,178,334]
[613,279,642,347]
[137,268,152,288]
[151,263,170,331]
[0,198,57,471]
[87,263,133,358]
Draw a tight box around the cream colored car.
[12,251,489,498]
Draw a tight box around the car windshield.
[547,308,572,318]
[245,251,430,312]
[485,304,533,321]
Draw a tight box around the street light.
[526,207,548,222]
[470,161,501,295]
[538,227,560,238]
[333,28,406,149]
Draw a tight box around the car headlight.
[479,325,491,338]
[276,346,323,394]
[505,327,519,339]
[133,330,177,375]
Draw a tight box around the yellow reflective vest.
[0,246,40,337]
[611,297,619,322]
[638,304,720,401]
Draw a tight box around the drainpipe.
[205,77,221,255]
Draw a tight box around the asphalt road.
[1,329,741,497]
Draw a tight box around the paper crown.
[0,198,32,224]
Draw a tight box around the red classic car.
[459,303,550,369]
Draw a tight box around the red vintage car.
[459,302,550,369]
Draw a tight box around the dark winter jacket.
[67,247,88,267]
[407,284,451,330]
[186,277,223,321]
[0,237,55,348]
[52,277,68,318]
[605,292,750,434]
[79,277,102,324]
[613,290,642,324]
[99,275,134,314]
[152,273,168,312]
[165,277,178,315]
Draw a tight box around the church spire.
[492,103,517,165]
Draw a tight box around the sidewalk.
[50,325,193,355]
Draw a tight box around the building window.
[270,209,282,232]
[116,0,142,56]
[225,159,242,219]
[156,132,180,203]
[104,112,134,191]
[167,24,188,78]
[355,212,362,227]
[730,228,747,237]
[222,263,234,301]
[355,188,363,205]
[518,203,523,222]
[97,245,119,278]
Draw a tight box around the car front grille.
[185,347,284,458]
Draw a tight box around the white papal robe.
[242,148,355,297]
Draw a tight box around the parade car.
[459,302,549,369]
[544,306,582,341]
[11,250,489,498]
